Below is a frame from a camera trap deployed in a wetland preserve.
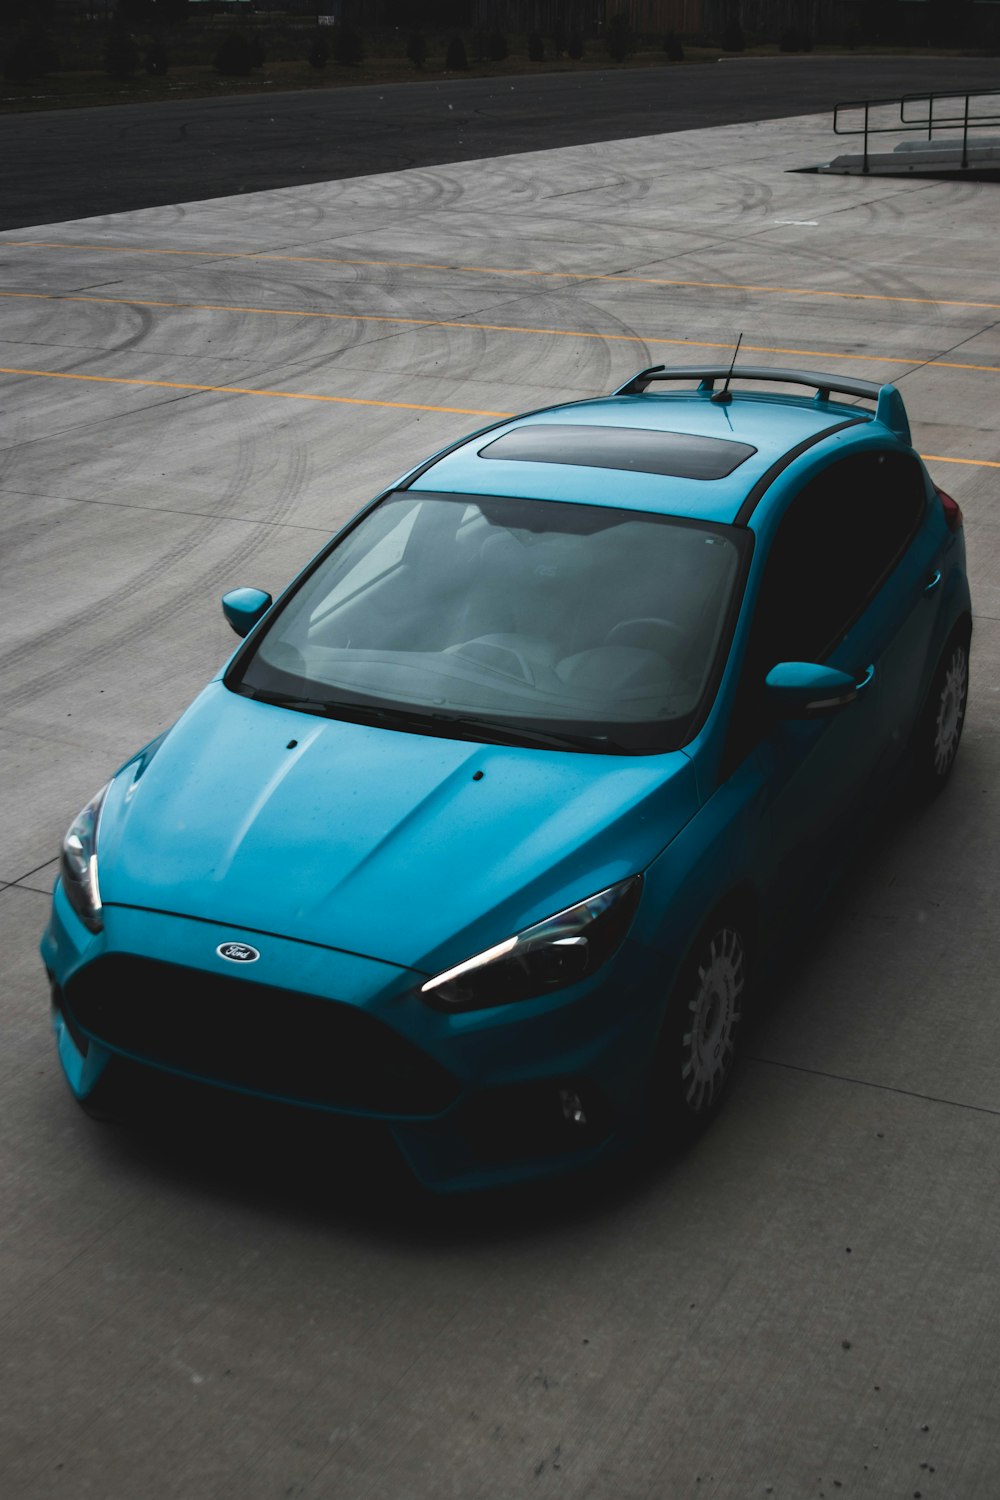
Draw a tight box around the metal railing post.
[863,102,870,174]
[962,93,970,169]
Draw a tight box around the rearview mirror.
[222,588,272,638]
[765,661,858,718]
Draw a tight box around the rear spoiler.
[614,364,910,445]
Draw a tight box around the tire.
[648,918,748,1139]
[912,632,970,797]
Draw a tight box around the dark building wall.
[471,0,998,45]
[470,2,596,31]
[379,1,476,24]
[324,1,475,22]
[607,0,867,43]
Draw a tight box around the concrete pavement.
[1,106,999,1497]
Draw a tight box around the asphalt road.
[3,55,1000,230]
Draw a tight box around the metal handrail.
[901,90,1000,169]
[833,88,1000,174]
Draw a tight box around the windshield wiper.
[246,689,626,753]
[247,693,334,717]
[376,707,625,753]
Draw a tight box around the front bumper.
[42,882,655,1191]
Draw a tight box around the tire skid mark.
[5,292,999,376]
[0,366,509,417]
[737,235,966,322]
[0,384,213,459]
[740,220,962,329]
[11,301,160,379]
[7,288,1000,375]
[9,238,1000,312]
[0,421,323,717]
[0,421,262,698]
[0,483,332,537]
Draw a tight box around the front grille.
[63,955,458,1117]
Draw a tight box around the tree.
[721,20,746,52]
[307,33,329,70]
[406,32,427,69]
[865,0,901,45]
[605,14,633,63]
[144,38,169,75]
[213,31,254,76]
[5,0,55,21]
[331,23,363,66]
[3,28,58,83]
[105,20,140,79]
[445,34,467,70]
[486,29,508,62]
[117,0,155,24]
[779,27,811,52]
[926,0,973,46]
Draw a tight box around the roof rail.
[613,364,911,444]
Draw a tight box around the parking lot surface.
[2,106,999,1497]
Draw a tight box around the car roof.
[408,386,903,527]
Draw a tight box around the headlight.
[420,875,642,1013]
[60,782,111,933]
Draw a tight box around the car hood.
[99,683,699,972]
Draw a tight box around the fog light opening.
[559,1087,588,1127]
[51,983,91,1058]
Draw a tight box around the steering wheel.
[605,617,687,651]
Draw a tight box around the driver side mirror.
[764,661,858,719]
[222,588,272,638]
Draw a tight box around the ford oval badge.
[217,942,260,964]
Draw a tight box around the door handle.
[855,664,875,692]
[923,570,942,595]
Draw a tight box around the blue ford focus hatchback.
[42,365,971,1190]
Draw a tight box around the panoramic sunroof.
[478,424,757,480]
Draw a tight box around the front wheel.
[648,921,748,1140]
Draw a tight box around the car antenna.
[711,331,743,404]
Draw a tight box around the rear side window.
[752,450,926,663]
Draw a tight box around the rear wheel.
[912,633,969,796]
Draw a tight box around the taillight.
[936,486,963,532]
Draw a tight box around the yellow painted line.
[2,362,999,469]
[922,453,1000,468]
[4,239,1000,313]
[0,366,509,418]
[3,289,1000,378]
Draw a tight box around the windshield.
[226,491,747,753]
